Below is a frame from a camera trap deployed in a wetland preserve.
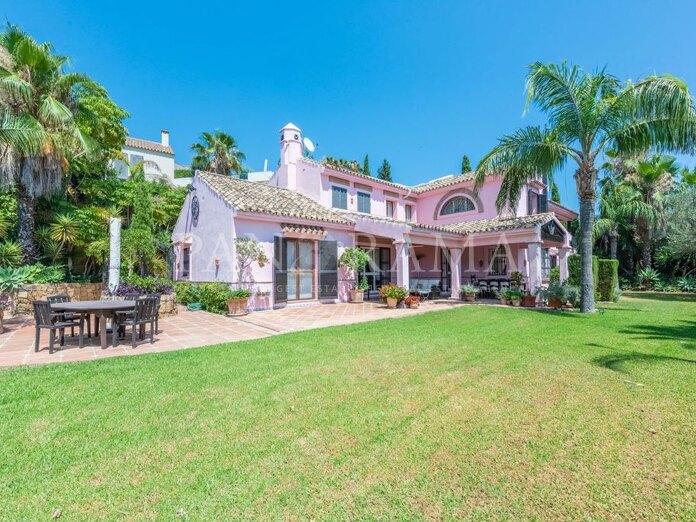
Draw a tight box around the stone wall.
[15,283,103,314]
[13,283,177,317]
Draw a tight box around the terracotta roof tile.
[197,171,351,225]
[125,137,174,155]
[443,212,557,234]
[281,223,327,235]
[410,172,476,193]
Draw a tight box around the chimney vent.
[161,129,170,147]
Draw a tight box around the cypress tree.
[363,154,371,176]
[461,155,472,173]
[377,159,392,182]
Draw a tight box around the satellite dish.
[303,137,316,153]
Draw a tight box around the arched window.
[440,196,475,216]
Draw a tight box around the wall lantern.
[478,260,483,268]
[215,258,220,268]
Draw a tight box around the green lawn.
[1,293,694,520]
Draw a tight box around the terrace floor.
[0,299,468,368]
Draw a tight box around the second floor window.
[332,186,348,209]
[357,192,371,214]
[440,196,475,216]
[405,204,413,222]
[386,200,394,218]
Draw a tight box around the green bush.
[198,283,235,315]
[598,259,619,302]
[549,266,560,284]
[567,254,598,290]
[174,281,201,305]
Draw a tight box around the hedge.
[567,254,598,290]
[598,259,619,302]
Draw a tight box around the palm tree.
[475,62,696,312]
[0,24,107,262]
[191,131,246,176]
[625,154,678,269]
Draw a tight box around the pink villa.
[172,123,577,309]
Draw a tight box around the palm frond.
[0,111,46,153]
[475,126,575,211]
[38,95,74,128]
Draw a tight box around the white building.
[115,130,176,183]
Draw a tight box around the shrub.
[229,288,251,299]
[549,266,560,284]
[198,283,235,315]
[598,259,619,302]
[637,268,661,290]
[117,275,173,296]
[0,241,22,268]
[539,282,581,308]
[567,254,598,290]
[676,276,696,293]
[174,281,200,304]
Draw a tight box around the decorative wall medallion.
[191,195,200,226]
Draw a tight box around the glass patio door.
[361,247,391,291]
[286,239,315,301]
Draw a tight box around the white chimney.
[161,129,170,147]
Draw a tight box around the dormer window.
[440,196,475,216]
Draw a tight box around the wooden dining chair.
[47,294,91,339]
[33,301,84,353]
[113,297,157,348]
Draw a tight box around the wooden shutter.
[274,236,287,304]
[539,193,548,213]
[318,240,338,299]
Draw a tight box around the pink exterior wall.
[172,180,236,282]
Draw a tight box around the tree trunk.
[609,230,618,260]
[578,197,596,312]
[641,237,652,269]
[16,182,38,264]
[576,165,597,313]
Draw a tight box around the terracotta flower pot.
[386,297,398,309]
[499,298,507,305]
[511,299,521,307]
[548,297,564,309]
[227,297,249,316]
[463,294,476,302]
[522,295,537,307]
[350,289,365,303]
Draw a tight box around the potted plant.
[521,290,537,307]
[539,282,581,310]
[510,271,524,289]
[459,284,478,302]
[404,294,420,309]
[496,289,509,305]
[379,283,408,309]
[338,247,371,303]
[227,288,251,316]
[508,289,523,306]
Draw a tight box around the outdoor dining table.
[50,300,134,350]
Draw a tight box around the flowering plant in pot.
[508,289,523,306]
[404,294,420,309]
[459,284,478,302]
[379,283,408,309]
[338,247,371,303]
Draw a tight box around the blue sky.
[6,0,696,209]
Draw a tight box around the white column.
[108,217,121,295]
[449,247,463,298]
[559,247,570,282]
[394,241,410,289]
[527,242,543,294]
